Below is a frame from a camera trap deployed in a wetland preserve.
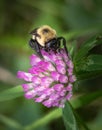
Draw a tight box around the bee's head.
[30,25,57,46]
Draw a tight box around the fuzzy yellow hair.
[35,25,57,46]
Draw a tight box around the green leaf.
[74,36,102,62]
[76,71,102,80]
[84,55,102,71]
[62,102,79,130]
[75,55,102,80]
[0,86,23,102]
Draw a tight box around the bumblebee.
[29,25,68,57]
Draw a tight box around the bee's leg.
[62,38,68,56]
[29,39,36,49]
[56,39,61,53]
[45,38,57,52]
[29,39,43,58]
[35,42,43,58]
[57,37,68,56]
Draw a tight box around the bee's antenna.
[29,28,38,34]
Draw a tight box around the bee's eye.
[42,29,49,33]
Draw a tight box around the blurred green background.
[0,0,102,130]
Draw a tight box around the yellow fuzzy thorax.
[33,25,57,46]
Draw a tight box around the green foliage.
[0,86,23,102]
[74,36,102,80]
[74,36,102,62]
